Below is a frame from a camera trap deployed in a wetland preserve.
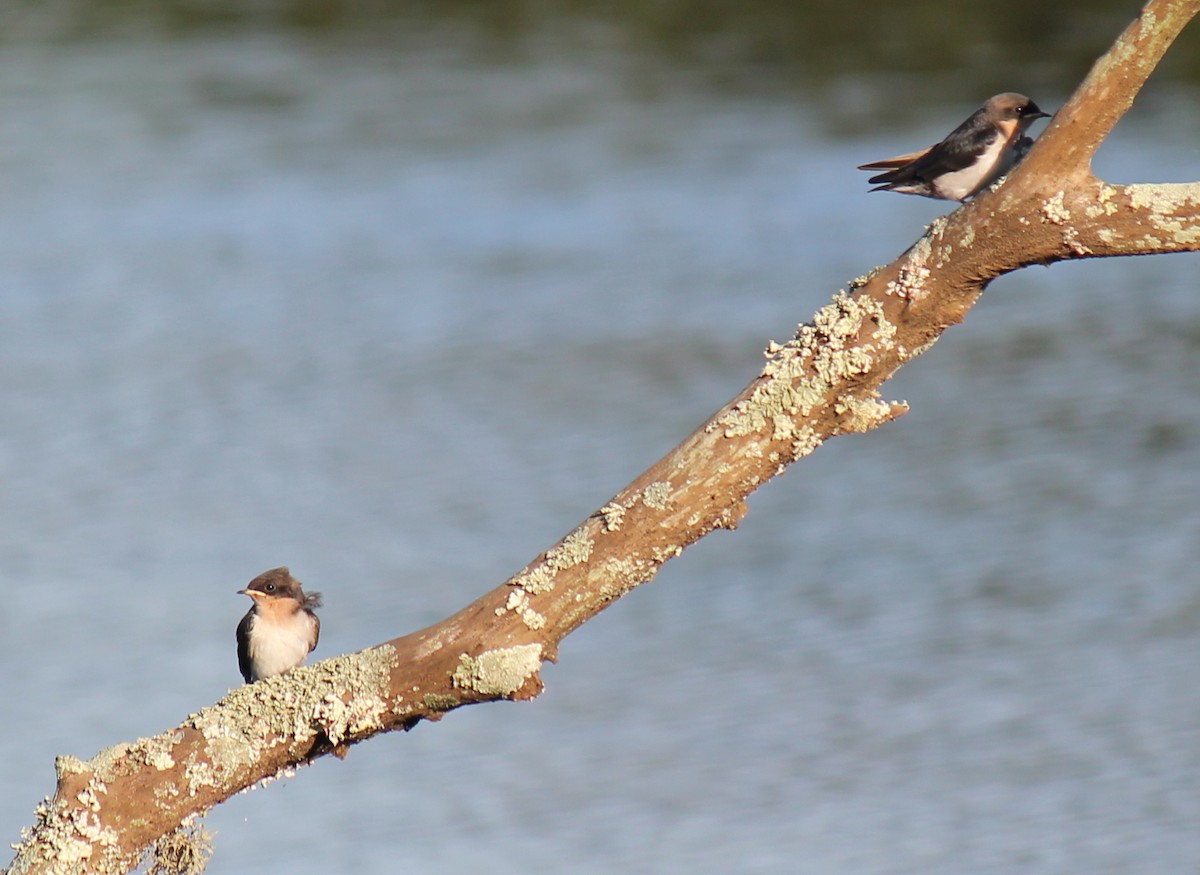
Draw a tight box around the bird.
[236,567,321,683]
[858,93,1050,201]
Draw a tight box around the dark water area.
[8,1,1196,92]
[1,5,1198,874]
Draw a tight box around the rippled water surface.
[1,14,1198,875]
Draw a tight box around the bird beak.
[238,589,263,600]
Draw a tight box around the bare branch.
[1025,0,1200,173]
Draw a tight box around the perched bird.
[858,93,1050,201]
[236,567,321,683]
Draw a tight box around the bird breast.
[930,131,1009,201]
[245,604,318,679]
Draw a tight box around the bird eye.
[264,582,276,593]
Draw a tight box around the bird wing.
[913,119,998,173]
[236,611,255,682]
[301,590,321,653]
[859,100,1005,186]
[857,146,933,172]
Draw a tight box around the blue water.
[1,24,1198,875]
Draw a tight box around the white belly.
[932,134,1009,201]
[247,614,315,679]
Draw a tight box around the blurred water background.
[1,2,1198,873]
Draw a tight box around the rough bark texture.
[7,1,1199,872]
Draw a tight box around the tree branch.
[1028,0,1200,172]
[8,1,1199,872]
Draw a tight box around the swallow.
[858,93,1050,201]
[236,567,321,683]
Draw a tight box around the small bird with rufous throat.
[858,93,1051,201]
[236,567,321,683]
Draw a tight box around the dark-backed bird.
[236,567,321,683]
[858,93,1050,201]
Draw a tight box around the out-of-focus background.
[2,2,1198,872]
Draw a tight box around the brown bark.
[8,1,1199,872]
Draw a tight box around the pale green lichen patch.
[847,266,884,291]
[1091,30,1137,75]
[771,413,796,442]
[420,691,460,715]
[1041,191,1071,224]
[871,312,898,345]
[650,544,684,563]
[511,563,555,595]
[182,759,217,794]
[420,693,462,712]
[293,647,396,733]
[1086,184,1121,218]
[1041,189,1091,253]
[153,781,182,804]
[905,337,939,360]
[926,215,950,238]
[641,481,673,509]
[741,441,764,459]
[1137,8,1157,37]
[792,426,823,458]
[310,690,389,746]
[54,755,91,780]
[599,502,626,531]
[75,733,180,783]
[1129,184,1179,212]
[505,528,594,608]
[452,644,543,697]
[555,556,659,629]
[893,234,935,293]
[504,525,597,614]
[504,588,547,630]
[82,744,130,783]
[10,789,124,875]
[132,732,183,772]
[546,527,594,571]
[812,346,874,384]
[834,395,908,434]
[585,556,649,601]
[589,556,645,589]
[1127,183,1200,246]
[886,264,931,299]
[812,291,864,338]
[185,646,396,792]
[715,291,897,441]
